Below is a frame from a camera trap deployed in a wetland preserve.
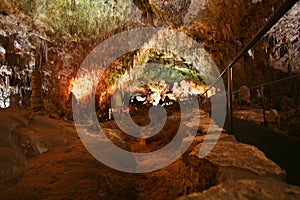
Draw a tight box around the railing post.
[198,0,298,133]
[227,67,233,134]
[261,86,267,126]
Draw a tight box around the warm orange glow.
[68,77,75,95]
[189,83,216,98]
[72,74,94,101]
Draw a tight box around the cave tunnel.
[88,48,217,122]
[1,0,300,199]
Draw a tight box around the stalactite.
[30,68,43,111]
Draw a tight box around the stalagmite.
[30,68,43,111]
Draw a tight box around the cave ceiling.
[107,0,289,89]
[0,0,299,110]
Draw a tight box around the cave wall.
[149,0,300,98]
[0,0,299,114]
[94,0,299,107]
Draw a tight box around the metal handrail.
[200,0,299,98]
[199,0,299,133]
[232,74,300,94]
[232,73,300,126]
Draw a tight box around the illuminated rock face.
[0,15,37,109]
[149,0,300,85]
[30,68,43,111]
[0,0,299,116]
[264,2,300,73]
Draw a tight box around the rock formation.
[0,1,300,199]
[30,68,43,111]
[238,85,251,105]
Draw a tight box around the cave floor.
[0,107,196,200]
[1,106,300,199]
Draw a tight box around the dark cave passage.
[223,117,300,186]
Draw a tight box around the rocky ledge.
[180,133,300,199]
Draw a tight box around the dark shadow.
[223,116,300,186]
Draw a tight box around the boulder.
[190,136,285,183]
[238,85,250,104]
[266,109,279,124]
[179,134,300,199]
[102,128,131,151]
[19,133,48,157]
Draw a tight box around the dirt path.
[0,108,195,200]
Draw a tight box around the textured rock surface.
[174,109,300,199]
[150,0,192,27]
[192,136,285,182]
[233,106,300,138]
[264,1,300,73]
[1,107,300,199]
[266,109,279,123]
[180,179,300,200]
[0,14,50,109]
[1,0,299,115]
[1,1,300,199]
[180,134,300,199]
[238,85,251,104]
[234,109,265,124]
[149,0,300,93]
[0,109,27,178]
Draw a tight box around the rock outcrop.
[1,107,300,199]
[264,1,300,73]
[150,0,192,27]
[180,179,300,200]
[238,85,251,105]
[148,0,300,96]
[177,109,300,199]
[180,134,300,199]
